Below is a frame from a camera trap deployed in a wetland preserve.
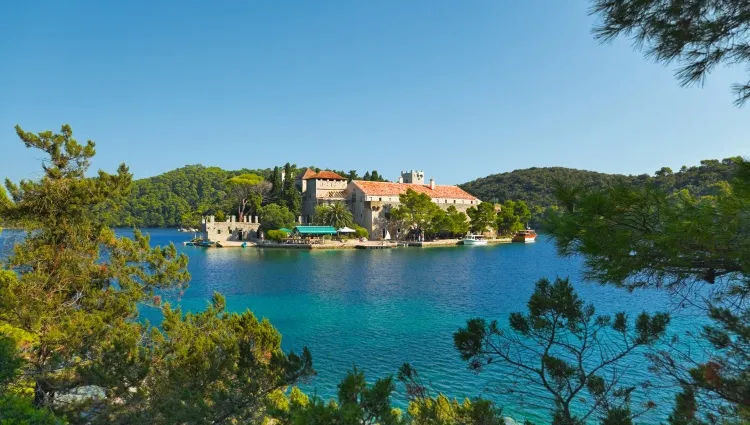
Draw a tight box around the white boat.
[461,234,488,245]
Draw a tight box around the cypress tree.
[282,162,301,215]
[269,166,283,205]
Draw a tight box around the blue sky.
[1,1,747,185]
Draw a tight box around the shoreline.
[191,238,513,250]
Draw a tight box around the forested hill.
[459,167,627,208]
[113,164,389,228]
[459,158,742,210]
[113,165,267,228]
[111,158,741,228]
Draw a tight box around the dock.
[185,238,511,250]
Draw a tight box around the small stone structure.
[201,215,261,242]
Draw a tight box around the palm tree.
[313,202,354,228]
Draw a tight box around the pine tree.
[0,125,313,423]
[363,171,371,181]
[548,161,750,424]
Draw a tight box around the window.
[379,197,382,201]
[453,200,456,203]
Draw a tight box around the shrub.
[267,229,288,242]
[354,225,369,239]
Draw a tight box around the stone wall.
[201,215,261,242]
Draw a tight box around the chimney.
[398,175,404,184]
[429,178,435,190]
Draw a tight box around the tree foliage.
[445,206,470,237]
[282,163,302,215]
[591,0,750,106]
[112,293,313,425]
[274,367,402,425]
[226,173,268,220]
[459,160,741,225]
[389,191,472,239]
[454,277,669,425]
[114,165,272,228]
[390,189,441,233]
[259,203,296,232]
[547,159,750,424]
[353,225,369,239]
[466,202,496,234]
[328,170,388,183]
[398,363,505,425]
[0,125,312,424]
[496,200,531,235]
[270,166,284,205]
[271,365,504,425]
[313,202,354,229]
[267,229,289,242]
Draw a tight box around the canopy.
[293,226,337,236]
[337,227,356,233]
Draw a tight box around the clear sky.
[1,1,747,185]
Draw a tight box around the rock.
[54,385,106,406]
[504,417,521,425]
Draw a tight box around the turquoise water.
[1,229,694,424]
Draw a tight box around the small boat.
[461,234,488,245]
[196,240,216,247]
[513,229,537,243]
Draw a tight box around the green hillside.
[459,158,742,210]
[115,165,389,227]
[111,157,742,228]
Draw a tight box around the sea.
[0,228,702,424]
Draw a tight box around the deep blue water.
[0,228,698,424]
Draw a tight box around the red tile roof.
[314,170,346,180]
[299,169,318,180]
[351,181,479,201]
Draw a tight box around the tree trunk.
[33,380,54,408]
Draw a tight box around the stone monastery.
[297,169,480,240]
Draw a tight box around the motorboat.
[461,234,488,245]
[513,229,537,243]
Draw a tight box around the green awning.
[293,226,337,235]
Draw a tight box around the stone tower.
[400,170,425,185]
